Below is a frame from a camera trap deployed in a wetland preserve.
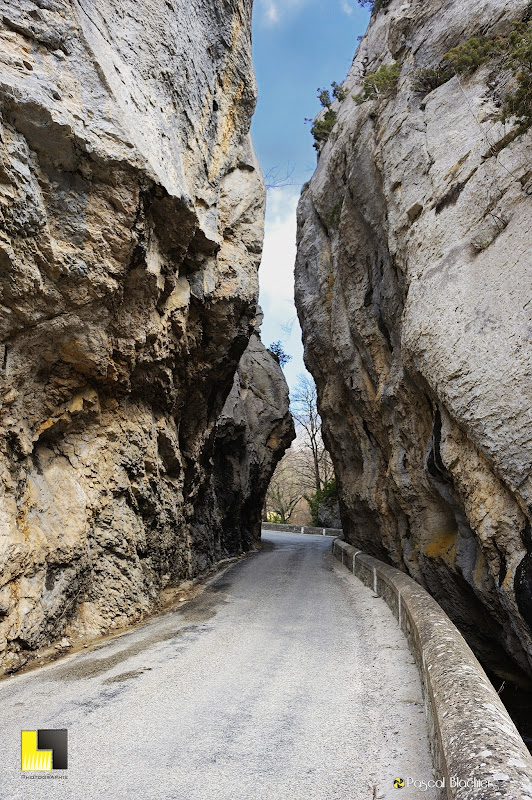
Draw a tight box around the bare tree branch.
[264,163,297,190]
[291,374,331,493]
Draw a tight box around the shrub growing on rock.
[353,62,401,104]
[501,22,532,128]
[415,17,531,130]
[331,81,348,102]
[411,64,453,94]
[443,36,505,74]
[309,83,347,150]
[305,478,338,527]
[268,341,292,368]
[311,110,338,149]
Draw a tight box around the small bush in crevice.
[309,81,348,151]
[411,64,453,95]
[331,81,348,102]
[268,341,291,368]
[471,238,492,253]
[311,110,338,150]
[500,22,532,129]
[352,62,401,104]
[317,87,332,108]
[415,19,532,132]
[444,36,506,74]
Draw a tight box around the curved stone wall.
[333,538,532,799]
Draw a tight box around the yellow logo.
[21,729,68,771]
[21,731,52,771]
[394,778,405,789]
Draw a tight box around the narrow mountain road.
[0,532,437,800]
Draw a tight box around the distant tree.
[268,341,292,368]
[265,377,336,525]
[291,374,333,494]
[264,450,305,523]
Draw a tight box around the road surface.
[0,531,437,799]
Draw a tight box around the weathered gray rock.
[295,0,532,681]
[192,330,296,557]
[317,499,342,531]
[0,0,291,673]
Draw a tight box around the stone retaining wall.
[333,539,532,800]
[261,522,342,537]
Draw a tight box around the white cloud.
[259,187,307,393]
[263,0,279,24]
[341,0,353,14]
[259,188,299,308]
[257,0,307,26]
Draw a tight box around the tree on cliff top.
[268,341,292,368]
[357,0,391,11]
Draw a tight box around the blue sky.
[251,0,370,392]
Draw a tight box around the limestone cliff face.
[0,0,290,672]
[295,0,532,681]
[196,331,296,557]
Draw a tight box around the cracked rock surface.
[295,0,532,680]
[0,0,292,672]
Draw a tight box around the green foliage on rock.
[311,110,338,149]
[414,16,532,131]
[328,199,344,228]
[501,22,532,128]
[352,62,401,104]
[443,36,505,74]
[305,478,338,527]
[331,81,348,102]
[318,88,332,108]
[443,19,532,130]
[268,341,292,368]
[310,83,347,150]
[411,64,453,94]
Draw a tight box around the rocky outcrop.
[0,0,290,673]
[295,0,532,682]
[194,330,296,557]
[317,500,342,531]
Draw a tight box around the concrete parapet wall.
[333,538,532,800]
[262,522,342,536]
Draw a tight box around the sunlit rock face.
[295,0,532,681]
[0,0,292,672]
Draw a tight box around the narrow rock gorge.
[295,0,532,682]
[0,0,293,672]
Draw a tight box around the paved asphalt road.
[0,532,437,800]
